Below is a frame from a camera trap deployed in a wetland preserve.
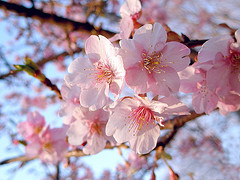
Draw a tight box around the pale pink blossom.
[65,35,125,111]
[198,29,240,95]
[106,95,189,154]
[120,0,141,18]
[179,65,219,114]
[120,23,190,96]
[59,84,81,124]
[25,126,68,164]
[18,111,45,141]
[109,0,142,41]
[67,107,116,155]
[217,93,240,115]
[179,63,240,115]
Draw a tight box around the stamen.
[43,141,53,153]
[229,49,240,71]
[88,121,102,135]
[84,62,114,84]
[139,51,173,74]
[127,106,161,135]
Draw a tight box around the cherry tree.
[0,0,240,179]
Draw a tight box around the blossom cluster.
[62,0,191,155]
[60,0,240,156]
[16,0,240,162]
[17,111,68,164]
[179,30,240,115]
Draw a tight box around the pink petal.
[230,72,240,94]
[235,29,240,44]
[83,133,106,155]
[133,24,154,51]
[65,57,94,87]
[109,78,123,97]
[150,23,167,52]
[207,61,231,97]
[40,151,58,164]
[113,125,134,143]
[192,90,218,114]
[85,35,116,63]
[120,0,141,17]
[67,57,93,74]
[129,126,160,154]
[67,120,89,145]
[198,35,232,63]
[80,85,110,111]
[120,39,142,69]
[159,96,190,115]
[106,106,132,138]
[125,67,149,93]
[161,42,190,71]
[178,66,203,93]
[119,16,134,39]
[25,142,41,157]
[146,101,168,115]
[153,67,180,95]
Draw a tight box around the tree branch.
[161,111,205,130]
[0,112,205,166]
[0,1,115,38]
[0,143,129,165]
[0,47,82,80]
[157,111,206,149]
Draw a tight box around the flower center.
[71,97,80,105]
[43,141,53,153]
[34,126,42,134]
[229,49,240,71]
[140,51,170,74]
[88,121,102,135]
[127,106,162,135]
[93,62,114,84]
[197,80,209,98]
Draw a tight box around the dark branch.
[0,1,115,38]
[157,111,206,149]
[161,111,205,130]
[0,47,82,80]
[0,112,206,166]
[184,39,208,48]
[0,143,128,165]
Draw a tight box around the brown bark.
[0,112,205,165]
[0,1,115,38]
[0,47,82,80]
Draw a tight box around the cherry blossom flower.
[18,111,45,141]
[59,84,81,124]
[198,29,240,96]
[109,0,142,41]
[65,35,125,111]
[120,23,190,96]
[179,65,220,114]
[106,95,189,154]
[217,92,240,115]
[25,126,68,164]
[67,107,116,155]
[120,0,141,18]
[179,63,240,115]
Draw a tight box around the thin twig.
[0,47,82,80]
